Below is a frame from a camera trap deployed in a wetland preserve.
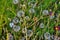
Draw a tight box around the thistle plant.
[0,0,60,40]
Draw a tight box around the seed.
[13,0,19,4]
[44,32,50,39]
[13,25,20,32]
[50,15,54,19]
[39,23,44,28]
[43,10,49,15]
[25,16,30,21]
[29,8,35,13]
[9,22,14,28]
[28,1,36,8]
[17,10,25,17]
[13,17,19,24]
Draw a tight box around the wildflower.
[44,32,50,39]
[13,17,19,24]
[29,8,35,13]
[54,26,60,30]
[13,25,20,32]
[39,23,44,28]
[17,10,25,17]
[27,30,33,37]
[13,0,19,4]
[9,22,14,28]
[42,10,49,15]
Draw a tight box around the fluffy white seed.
[27,30,33,37]
[13,25,20,32]
[39,23,44,28]
[13,17,19,24]
[50,15,54,19]
[17,10,25,17]
[25,16,30,21]
[9,22,14,28]
[44,32,50,39]
[42,10,49,15]
[29,8,35,13]
[28,1,36,8]
[13,0,19,4]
